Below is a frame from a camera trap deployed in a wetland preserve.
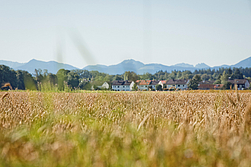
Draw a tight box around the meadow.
[0,90,251,167]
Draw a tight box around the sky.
[0,0,251,68]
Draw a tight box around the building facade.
[136,80,151,91]
[165,79,189,90]
[112,80,135,91]
[228,79,250,90]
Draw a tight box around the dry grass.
[0,91,251,166]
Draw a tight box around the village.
[96,78,251,91]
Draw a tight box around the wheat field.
[0,91,251,166]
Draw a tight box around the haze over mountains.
[0,57,251,75]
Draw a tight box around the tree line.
[0,64,251,90]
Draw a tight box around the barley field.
[0,90,251,166]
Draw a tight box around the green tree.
[22,71,37,90]
[155,84,162,91]
[176,71,182,79]
[201,74,210,81]
[0,65,18,89]
[220,71,230,89]
[113,75,123,81]
[56,69,69,91]
[67,71,80,89]
[231,68,243,79]
[213,80,221,84]
[223,81,232,90]
[104,74,112,82]
[140,73,153,80]
[169,71,176,79]
[124,71,138,81]
[34,69,44,83]
[221,71,227,81]
[188,75,201,90]
[132,83,138,91]
[16,70,25,90]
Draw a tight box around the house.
[135,80,160,91]
[198,84,215,90]
[228,79,250,90]
[97,82,109,89]
[158,80,167,88]
[214,84,224,90]
[91,81,109,90]
[112,80,135,91]
[150,80,160,90]
[166,79,189,90]
[198,81,215,90]
[137,80,152,91]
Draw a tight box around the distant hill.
[0,60,25,69]
[195,63,210,69]
[84,59,145,74]
[232,57,251,68]
[0,56,251,74]
[82,59,200,74]
[83,57,251,74]
[175,63,194,68]
[0,59,78,74]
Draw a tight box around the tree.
[213,80,221,84]
[155,84,162,91]
[79,81,92,90]
[140,73,154,80]
[188,75,201,90]
[169,71,176,79]
[231,68,243,79]
[16,70,25,90]
[47,73,58,85]
[67,71,80,89]
[104,74,112,82]
[176,71,182,79]
[227,68,232,75]
[201,74,210,81]
[223,82,232,90]
[113,75,123,81]
[124,71,138,81]
[220,71,230,89]
[56,69,69,91]
[0,65,18,89]
[132,83,138,91]
[221,71,228,82]
[22,71,37,90]
[34,69,44,83]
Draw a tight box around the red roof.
[214,84,224,89]
[160,80,167,84]
[138,80,151,85]
[198,84,214,89]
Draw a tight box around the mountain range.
[0,57,251,75]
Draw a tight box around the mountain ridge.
[0,56,251,75]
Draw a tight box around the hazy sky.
[1,0,251,68]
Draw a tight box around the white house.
[158,80,167,88]
[150,80,160,90]
[165,79,189,90]
[228,79,250,90]
[136,80,151,91]
[97,82,109,89]
[112,80,135,91]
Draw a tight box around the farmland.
[1,90,251,166]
